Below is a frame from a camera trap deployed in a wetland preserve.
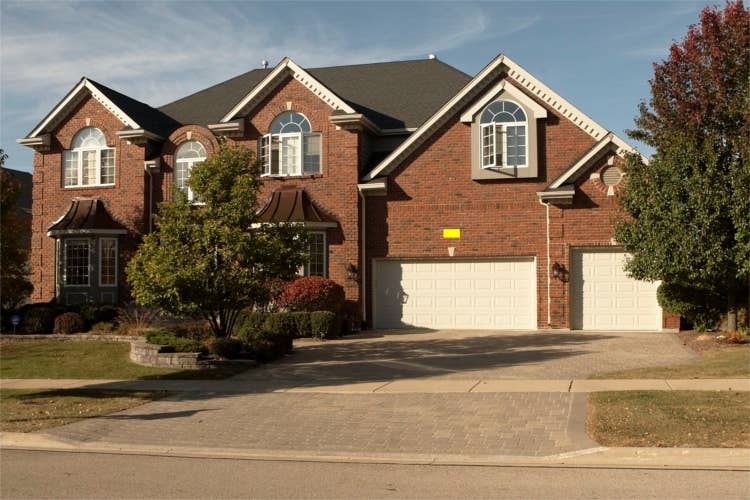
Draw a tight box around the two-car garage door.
[373,259,536,329]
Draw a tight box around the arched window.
[260,111,321,176]
[479,100,527,169]
[62,127,115,187]
[174,141,206,203]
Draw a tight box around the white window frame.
[479,100,528,169]
[261,112,321,177]
[63,128,115,188]
[98,238,118,287]
[63,238,91,287]
[174,141,207,204]
[304,231,327,278]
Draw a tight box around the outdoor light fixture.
[346,263,358,281]
[551,262,568,282]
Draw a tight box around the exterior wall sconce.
[346,263,358,281]
[552,262,568,282]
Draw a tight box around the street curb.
[2,433,748,471]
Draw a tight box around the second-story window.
[174,141,207,203]
[480,100,527,169]
[62,127,115,187]
[260,112,321,176]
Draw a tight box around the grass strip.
[590,348,749,379]
[588,390,750,448]
[1,389,166,433]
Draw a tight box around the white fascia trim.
[17,134,51,149]
[380,127,417,135]
[250,221,337,229]
[28,79,140,138]
[536,185,575,199]
[549,134,618,189]
[116,129,164,141]
[220,58,356,123]
[357,179,387,196]
[460,80,547,122]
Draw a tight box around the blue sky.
[1,1,707,171]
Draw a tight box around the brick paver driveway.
[44,330,694,458]
[232,329,697,386]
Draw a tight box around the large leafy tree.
[1,150,34,310]
[127,144,308,338]
[616,1,750,330]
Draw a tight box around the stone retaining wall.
[129,340,214,370]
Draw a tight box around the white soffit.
[27,79,140,138]
[362,53,635,182]
[220,58,356,123]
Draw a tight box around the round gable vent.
[601,166,623,187]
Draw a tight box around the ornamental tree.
[616,1,750,330]
[126,144,308,338]
[1,150,33,310]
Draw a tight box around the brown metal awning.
[47,198,128,237]
[257,187,337,228]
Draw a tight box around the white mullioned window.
[174,141,207,203]
[479,100,527,169]
[305,231,327,277]
[260,112,321,176]
[62,127,115,187]
[99,238,118,287]
[64,239,91,286]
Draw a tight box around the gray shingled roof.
[87,79,181,138]
[158,59,471,130]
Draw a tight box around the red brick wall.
[30,95,148,302]
[367,74,671,329]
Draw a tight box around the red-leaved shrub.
[277,277,345,313]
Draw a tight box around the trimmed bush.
[144,329,206,353]
[90,321,115,333]
[657,282,724,331]
[21,305,58,334]
[53,312,86,334]
[235,311,269,340]
[310,311,339,339]
[264,313,295,353]
[170,322,213,341]
[208,338,244,359]
[277,277,345,313]
[290,311,312,338]
[79,304,118,327]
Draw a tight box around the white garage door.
[571,250,661,330]
[373,259,536,329]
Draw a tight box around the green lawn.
[591,348,750,379]
[0,341,248,380]
[588,390,750,448]
[1,389,164,432]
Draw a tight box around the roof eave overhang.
[537,185,575,206]
[208,119,245,137]
[47,228,128,238]
[17,134,51,152]
[116,129,164,145]
[251,221,338,229]
[329,113,379,134]
[220,58,357,123]
[357,179,388,196]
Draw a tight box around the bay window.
[260,111,321,176]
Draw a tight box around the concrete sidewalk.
[2,377,749,393]
[1,431,748,471]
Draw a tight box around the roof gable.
[24,79,175,139]
[362,54,633,181]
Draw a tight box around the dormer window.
[260,111,321,176]
[480,100,527,169]
[62,127,115,187]
[174,141,206,203]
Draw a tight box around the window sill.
[63,184,116,190]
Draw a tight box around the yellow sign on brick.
[443,228,461,239]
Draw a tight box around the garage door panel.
[572,250,661,330]
[374,259,536,329]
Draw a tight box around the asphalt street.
[2,449,749,499]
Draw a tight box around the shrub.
[277,277,345,313]
[310,311,339,339]
[53,312,86,334]
[21,305,58,334]
[144,329,206,353]
[235,311,269,340]
[117,302,159,335]
[79,304,119,327]
[657,283,724,331]
[90,321,115,333]
[170,322,213,341]
[208,338,244,359]
[290,311,312,338]
[264,313,295,353]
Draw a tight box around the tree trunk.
[726,290,737,332]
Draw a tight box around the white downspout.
[358,188,367,325]
[144,164,153,233]
[539,198,551,327]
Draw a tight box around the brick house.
[19,53,678,331]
